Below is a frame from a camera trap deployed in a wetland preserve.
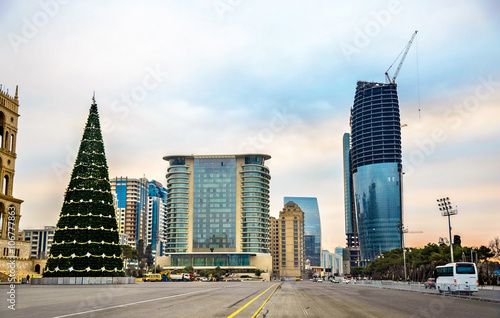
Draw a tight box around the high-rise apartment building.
[283,197,321,266]
[147,180,168,258]
[161,154,272,275]
[270,201,305,279]
[348,81,403,263]
[22,226,55,259]
[110,177,148,246]
[270,216,280,277]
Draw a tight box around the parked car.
[425,278,436,289]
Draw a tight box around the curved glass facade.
[353,163,402,262]
[241,158,271,253]
[163,154,271,255]
[284,197,321,266]
[165,161,189,252]
[350,81,403,263]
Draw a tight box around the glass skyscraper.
[163,154,271,254]
[349,81,403,263]
[283,197,321,267]
[343,133,358,248]
[147,180,168,257]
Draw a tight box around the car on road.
[424,278,436,289]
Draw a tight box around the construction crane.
[385,30,418,84]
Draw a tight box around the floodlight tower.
[437,197,458,263]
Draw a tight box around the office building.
[283,197,321,266]
[159,154,272,277]
[22,226,55,259]
[321,248,343,276]
[110,177,148,246]
[343,133,358,248]
[343,133,361,272]
[349,81,403,263]
[147,180,168,258]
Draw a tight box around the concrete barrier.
[27,277,135,285]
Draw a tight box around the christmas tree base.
[31,277,135,285]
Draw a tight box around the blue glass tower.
[343,133,358,248]
[148,180,168,257]
[283,197,321,266]
[350,81,403,263]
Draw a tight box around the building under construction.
[349,81,403,263]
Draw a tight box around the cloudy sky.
[1,0,499,252]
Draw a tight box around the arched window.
[0,111,4,149]
[10,134,14,152]
[5,132,9,151]
[3,175,8,196]
[35,264,41,274]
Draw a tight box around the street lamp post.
[437,197,458,263]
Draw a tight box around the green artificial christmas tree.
[44,97,125,277]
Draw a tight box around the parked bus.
[143,273,162,282]
[436,262,478,294]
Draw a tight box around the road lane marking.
[227,284,277,318]
[52,288,218,318]
[251,283,281,318]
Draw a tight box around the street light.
[437,197,458,263]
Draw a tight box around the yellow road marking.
[227,284,277,318]
[251,283,281,318]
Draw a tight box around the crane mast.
[385,30,418,84]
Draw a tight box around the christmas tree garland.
[44,98,125,277]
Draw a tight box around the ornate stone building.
[0,85,32,282]
[271,201,305,279]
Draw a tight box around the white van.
[436,262,478,294]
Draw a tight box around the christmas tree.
[44,97,125,277]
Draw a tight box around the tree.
[137,239,145,262]
[121,245,137,261]
[145,244,154,268]
[44,98,124,277]
[138,259,147,277]
[489,237,500,258]
[350,267,364,278]
[183,266,194,273]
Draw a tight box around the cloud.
[2,1,499,251]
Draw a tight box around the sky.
[1,0,499,253]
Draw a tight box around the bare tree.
[489,237,500,258]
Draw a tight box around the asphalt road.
[262,281,500,318]
[1,281,499,318]
[0,281,278,318]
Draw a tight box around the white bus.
[436,262,478,294]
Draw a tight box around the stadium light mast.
[437,197,458,263]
